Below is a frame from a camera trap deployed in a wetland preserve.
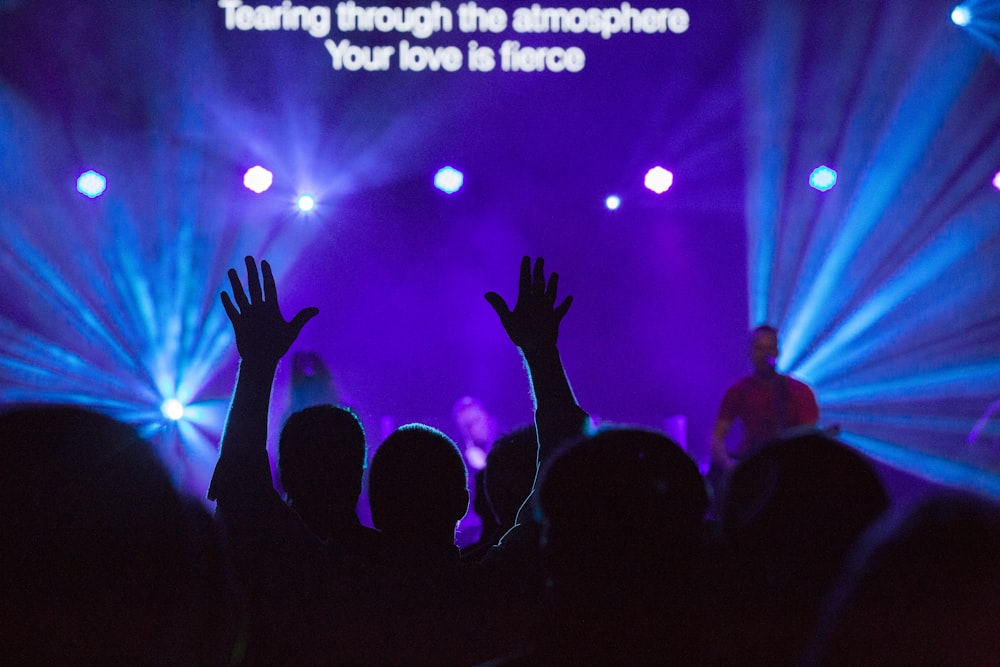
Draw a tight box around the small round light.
[809,165,838,192]
[434,166,464,194]
[951,5,972,26]
[76,170,107,198]
[243,166,273,194]
[605,195,621,210]
[296,194,316,212]
[161,398,185,421]
[644,167,674,194]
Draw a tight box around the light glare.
[243,166,273,194]
[76,170,107,198]
[434,166,464,194]
[162,398,185,421]
[296,194,316,212]
[993,170,1000,192]
[644,167,674,194]
[951,5,972,26]
[605,195,621,210]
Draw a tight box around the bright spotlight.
[809,165,838,192]
[296,194,316,212]
[76,170,107,198]
[605,195,622,210]
[951,4,972,26]
[434,166,464,194]
[993,170,1000,192]
[243,166,273,194]
[161,398,185,421]
[644,167,674,194]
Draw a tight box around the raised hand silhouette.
[221,256,318,366]
[485,256,572,353]
[482,255,587,543]
[210,256,345,665]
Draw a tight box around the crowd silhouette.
[2,253,999,665]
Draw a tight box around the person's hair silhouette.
[368,423,469,544]
[279,404,371,545]
[0,405,240,665]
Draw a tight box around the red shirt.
[718,373,819,458]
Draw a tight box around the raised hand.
[221,256,319,366]
[485,256,573,353]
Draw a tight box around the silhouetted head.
[0,405,239,665]
[808,492,1000,666]
[279,404,367,512]
[484,424,538,528]
[368,423,469,542]
[536,427,708,607]
[722,432,889,595]
[470,467,498,533]
[750,324,779,375]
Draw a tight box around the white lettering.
[324,39,395,71]
[511,3,687,39]
[336,1,453,39]
[399,40,463,72]
[219,0,331,38]
[668,8,690,33]
[457,2,508,33]
[500,41,585,73]
[467,40,496,72]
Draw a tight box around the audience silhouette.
[461,466,503,562]
[9,252,998,666]
[482,257,711,665]
[207,256,362,665]
[359,422,496,665]
[0,405,241,665]
[460,424,538,564]
[707,432,890,665]
[279,403,380,558]
[529,426,710,665]
[806,491,1000,666]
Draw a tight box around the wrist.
[238,356,280,375]
[519,341,558,360]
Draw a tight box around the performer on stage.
[710,325,819,474]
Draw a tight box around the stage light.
[243,165,273,193]
[809,165,838,191]
[951,4,972,26]
[434,166,463,194]
[76,170,107,198]
[993,170,1000,191]
[296,193,316,212]
[605,195,621,210]
[161,398,185,421]
[644,167,674,194]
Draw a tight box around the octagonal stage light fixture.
[644,167,674,194]
[434,166,464,194]
[243,165,273,193]
[809,165,838,192]
[76,170,107,198]
[296,193,316,212]
[605,195,622,210]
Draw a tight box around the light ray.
[841,432,1000,500]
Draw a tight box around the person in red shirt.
[710,325,819,474]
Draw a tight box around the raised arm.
[207,256,318,505]
[485,256,587,470]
